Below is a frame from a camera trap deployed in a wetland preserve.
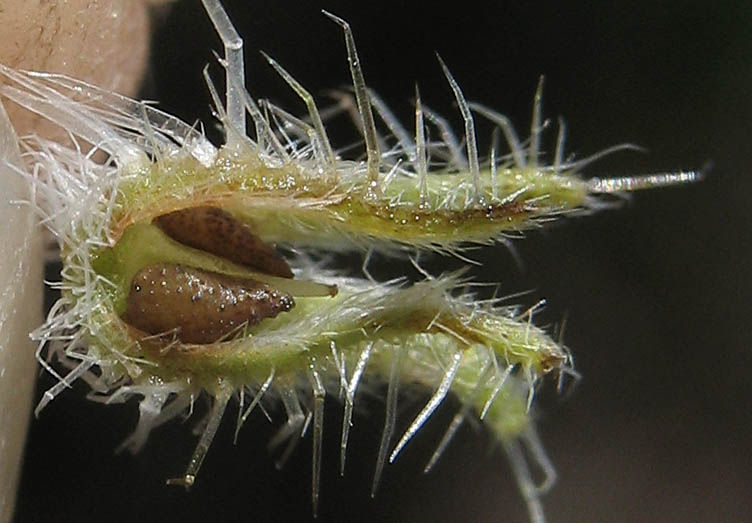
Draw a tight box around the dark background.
[14,1,751,522]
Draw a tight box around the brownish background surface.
[14,1,751,522]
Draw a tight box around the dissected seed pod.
[0,0,701,521]
[123,263,294,344]
[154,206,293,279]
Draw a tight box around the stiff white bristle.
[588,170,703,192]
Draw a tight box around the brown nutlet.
[123,264,294,344]
[154,206,294,278]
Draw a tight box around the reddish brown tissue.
[154,206,294,278]
[123,264,294,344]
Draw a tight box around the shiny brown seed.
[123,264,294,344]
[154,206,294,278]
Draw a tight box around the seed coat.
[155,206,293,278]
[124,263,294,344]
